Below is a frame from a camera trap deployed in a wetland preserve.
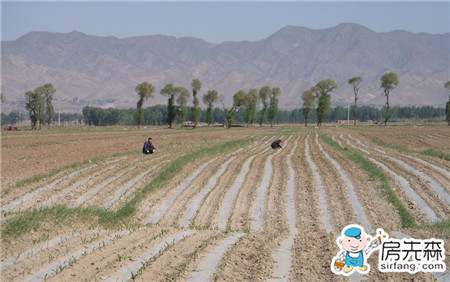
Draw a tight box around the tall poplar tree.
[25,89,45,129]
[190,79,202,128]
[380,72,399,125]
[160,83,177,128]
[312,79,337,126]
[244,88,259,127]
[258,86,271,126]
[176,87,191,127]
[203,90,219,126]
[348,77,362,126]
[160,83,189,128]
[302,89,315,127]
[226,90,247,128]
[134,82,155,128]
[267,87,281,127]
[35,83,56,126]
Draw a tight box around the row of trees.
[301,73,400,127]
[300,73,448,126]
[1,103,445,127]
[79,104,447,127]
[222,87,281,128]
[3,76,449,128]
[132,79,283,129]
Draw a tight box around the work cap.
[344,227,361,239]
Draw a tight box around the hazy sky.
[1,1,449,43]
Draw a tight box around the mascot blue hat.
[344,227,361,239]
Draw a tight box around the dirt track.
[1,125,448,281]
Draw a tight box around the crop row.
[1,130,448,281]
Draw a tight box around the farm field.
[1,124,449,281]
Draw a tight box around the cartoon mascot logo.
[331,224,388,276]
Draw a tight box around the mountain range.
[1,23,449,113]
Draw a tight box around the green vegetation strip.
[321,135,416,228]
[429,220,450,238]
[2,138,250,241]
[372,137,450,161]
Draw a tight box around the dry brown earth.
[1,125,448,281]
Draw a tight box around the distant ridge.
[2,23,449,113]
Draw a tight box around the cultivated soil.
[1,124,448,281]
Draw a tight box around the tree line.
[1,75,449,128]
[80,104,446,127]
[1,100,446,127]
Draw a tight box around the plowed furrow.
[304,134,333,233]
[74,165,137,208]
[269,135,301,280]
[133,156,216,224]
[45,227,178,281]
[339,134,448,222]
[192,155,243,228]
[106,230,197,281]
[88,155,171,208]
[138,230,220,281]
[228,137,282,231]
[348,134,385,154]
[346,134,449,204]
[402,154,449,185]
[223,154,264,232]
[310,134,357,232]
[332,134,344,148]
[6,155,155,212]
[37,162,126,209]
[103,163,163,210]
[384,155,450,205]
[221,139,279,230]
[319,135,400,232]
[1,164,97,213]
[198,139,276,230]
[20,230,131,281]
[217,155,256,231]
[261,136,294,235]
[162,142,263,228]
[180,156,237,228]
[214,233,275,281]
[214,138,276,230]
[147,158,218,225]
[157,159,222,227]
[341,134,371,154]
[368,157,439,223]
[187,233,245,281]
[252,135,293,232]
[0,230,98,274]
[348,133,450,172]
[291,134,338,281]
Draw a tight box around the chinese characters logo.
[331,224,446,276]
[379,237,446,273]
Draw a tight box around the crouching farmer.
[271,139,282,149]
[143,137,156,154]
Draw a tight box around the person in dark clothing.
[143,137,156,154]
[271,139,282,149]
